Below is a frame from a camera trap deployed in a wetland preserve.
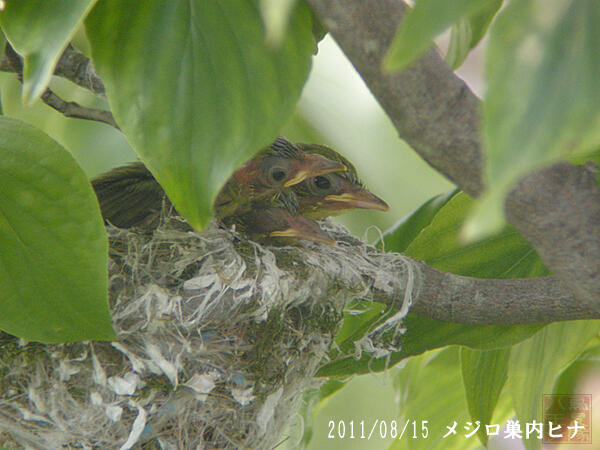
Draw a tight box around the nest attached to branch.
[0,214,416,449]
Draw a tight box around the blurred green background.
[0,35,454,449]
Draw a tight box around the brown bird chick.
[231,190,336,245]
[293,143,389,219]
[213,137,346,222]
[92,161,170,228]
[92,137,346,228]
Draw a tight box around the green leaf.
[317,315,541,377]
[381,188,459,253]
[406,192,549,278]
[298,378,348,448]
[0,117,114,343]
[390,348,475,450]
[460,347,509,445]
[383,0,494,72]
[446,19,473,70]
[475,0,600,238]
[446,0,502,69]
[0,0,97,105]
[0,27,3,115]
[508,320,600,450]
[553,342,600,397]
[332,299,387,356]
[85,0,314,229]
[467,0,502,48]
[390,348,515,450]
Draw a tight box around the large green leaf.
[553,339,600,395]
[390,348,476,450]
[391,347,515,449]
[85,0,315,228]
[507,321,600,450]
[383,0,495,72]
[405,193,549,278]
[381,188,459,253]
[318,192,548,377]
[460,347,509,445]
[0,0,97,105]
[471,0,600,237]
[0,117,114,343]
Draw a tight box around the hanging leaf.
[508,320,600,450]
[470,0,600,238]
[0,0,97,104]
[384,0,495,72]
[0,117,114,343]
[460,347,509,445]
[446,0,502,69]
[86,0,315,228]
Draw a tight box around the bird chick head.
[294,143,389,219]
[213,137,346,219]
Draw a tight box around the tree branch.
[505,162,600,308]
[307,0,483,195]
[40,88,119,129]
[53,44,106,97]
[2,43,117,128]
[306,0,600,305]
[411,262,590,324]
[1,44,105,96]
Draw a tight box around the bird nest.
[0,213,416,449]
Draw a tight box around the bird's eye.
[268,166,288,184]
[313,175,331,190]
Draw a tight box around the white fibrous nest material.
[0,216,417,449]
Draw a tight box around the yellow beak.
[323,191,390,211]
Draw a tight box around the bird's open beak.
[284,154,346,187]
[323,190,390,211]
[270,216,336,245]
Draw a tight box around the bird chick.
[231,190,336,246]
[213,137,346,221]
[293,143,389,219]
[92,137,346,229]
[92,161,170,228]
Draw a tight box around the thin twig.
[4,41,23,74]
[3,42,118,129]
[1,44,105,96]
[54,44,106,97]
[40,88,119,129]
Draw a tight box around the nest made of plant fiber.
[0,213,416,449]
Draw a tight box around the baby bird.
[92,137,345,228]
[231,190,335,245]
[92,161,169,228]
[293,143,389,219]
[213,137,345,221]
